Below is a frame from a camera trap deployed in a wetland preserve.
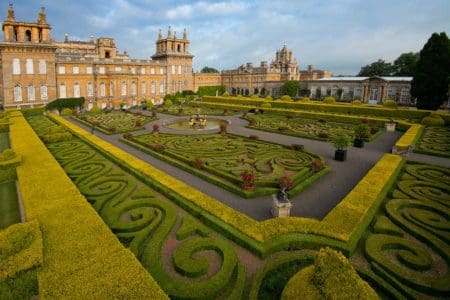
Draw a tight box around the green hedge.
[0,220,43,299]
[46,97,85,112]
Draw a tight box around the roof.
[317,76,413,82]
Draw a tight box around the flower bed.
[122,132,328,198]
[73,111,155,134]
[415,126,450,158]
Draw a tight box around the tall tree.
[411,32,450,110]
[281,80,299,97]
[357,59,393,76]
[392,52,419,76]
[200,66,219,73]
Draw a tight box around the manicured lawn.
[245,114,381,141]
[0,180,20,229]
[0,132,10,151]
[73,111,155,134]
[415,126,450,158]
[123,132,327,197]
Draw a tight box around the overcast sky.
[2,0,449,75]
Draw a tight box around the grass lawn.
[0,180,20,229]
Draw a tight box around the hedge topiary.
[265,95,273,101]
[323,96,336,104]
[61,108,73,116]
[251,94,259,99]
[261,102,272,109]
[282,248,378,299]
[383,99,397,108]
[164,99,173,106]
[222,91,230,97]
[421,113,445,126]
[298,97,310,102]
[351,100,362,105]
[89,106,102,114]
[280,95,293,101]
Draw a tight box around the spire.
[37,7,47,24]
[167,26,172,38]
[173,31,177,39]
[7,3,15,21]
[158,29,162,40]
[183,28,187,40]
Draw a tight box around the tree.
[357,59,393,76]
[200,66,219,73]
[392,52,419,76]
[281,80,299,97]
[411,32,450,110]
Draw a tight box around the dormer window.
[25,30,31,41]
[105,51,110,58]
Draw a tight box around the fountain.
[163,108,229,132]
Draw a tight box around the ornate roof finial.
[158,29,162,40]
[173,31,177,39]
[167,26,172,38]
[183,28,187,40]
[38,6,47,24]
[7,3,15,21]
[64,33,69,42]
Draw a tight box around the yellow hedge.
[10,112,167,299]
[51,115,404,252]
[394,124,423,150]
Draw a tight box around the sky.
[2,0,449,75]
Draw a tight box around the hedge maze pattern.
[355,162,450,299]
[416,126,450,158]
[158,105,236,116]
[247,114,363,141]
[130,133,322,194]
[75,111,154,134]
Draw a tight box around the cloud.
[166,1,249,19]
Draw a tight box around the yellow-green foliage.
[280,95,293,101]
[421,113,445,126]
[0,149,15,162]
[251,94,260,99]
[298,97,310,102]
[60,108,73,116]
[395,124,424,150]
[52,114,404,252]
[265,95,273,101]
[383,99,397,108]
[282,248,378,299]
[9,112,168,299]
[0,220,42,299]
[351,100,362,105]
[323,96,336,104]
[164,99,173,106]
[222,91,230,97]
[89,105,101,114]
[261,102,272,109]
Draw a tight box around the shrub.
[265,95,273,101]
[249,134,259,140]
[354,124,370,139]
[421,113,445,126]
[89,106,102,114]
[151,143,165,152]
[331,133,352,150]
[317,131,329,139]
[220,123,227,133]
[280,95,293,101]
[222,91,230,97]
[351,100,362,105]
[278,176,293,190]
[178,108,184,115]
[311,159,324,173]
[261,102,272,109]
[323,96,336,104]
[123,133,133,139]
[164,99,173,106]
[251,94,259,99]
[318,118,326,123]
[61,108,74,116]
[242,111,248,117]
[223,109,228,115]
[46,97,85,113]
[278,126,289,131]
[370,125,379,134]
[152,110,157,118]
[134,119,143,127]
[298,97,310,102]
[107,126,116,133]
[291,144,305,151]
[248,119,256,126]
[383,99,397,108]
[361,117,369,124]
[42,131,72,143]
[240,168,256,190]
[152,124,160,133]
[0,149,16,161]
[191,157,204,169]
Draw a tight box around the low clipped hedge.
[202,96,432,120]
[9,112,168,299]
[421,113,445,126]
[0,220,43,299]
[52,114,405,257]
[394,124,424,152]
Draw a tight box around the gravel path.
[65,111,448,221]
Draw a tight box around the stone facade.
[0,5,193,109]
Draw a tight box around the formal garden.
[72,110,155,134]
[157,103,239,116]
[1,100,449,299]
[121,132,328,197]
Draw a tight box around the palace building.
[0,5,413,108]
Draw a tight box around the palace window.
[353,87,362,99]
[40,84,48,100]
[141,82,146,95]
[39,59,46,74]
[150,68,155,74]
[86,67,93,74]
[26,59,34,74]
[160,68,164,75]
[159,82,164,94]
[58,66,66,74]
[28,84,35,101]
[14,85,22,102]
[387,88,397,100]
[73,66,79,74]
[87,82,93,97]
[331,86,338,97]
[73,83,80,97]
[98,67,105,74]
[178,65,182,75]
[320,86,327,97]
[172,81,176,92]
[121,82,127,96]
[13,58,20,75]
[115,66,122,72]
[100,82,106,97]
[171,65,176,75]
[400,88,411,103]
[184,64,188,74]
[141,67,146,75]
[59,83,66,98]
[342,86,350,100]
[151,82,156,94]
[310,86,317,98]
[131,67,136,74]
[131,82,137,96]
[110,82,114,96]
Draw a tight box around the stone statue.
[277,186,288,202]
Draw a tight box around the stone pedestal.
[385,123,396,132]
[271,194,292,217]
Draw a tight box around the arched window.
[14,85,22,102]
[100,82,106,97]
[59,83,66,98]
[87,82,93,97]
[25,30,31,42]
[28,84,35,101]
[131,82,137,96]
[151,81,156,94]
[177,44,181,52]
[121,81,127,96]
[141,82,146,95]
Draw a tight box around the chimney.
[308,64,313,72]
